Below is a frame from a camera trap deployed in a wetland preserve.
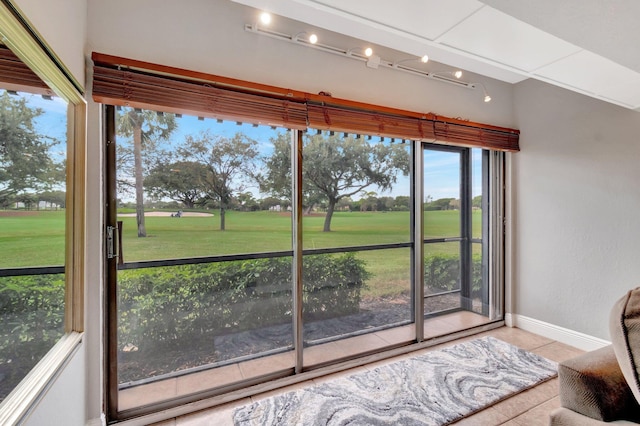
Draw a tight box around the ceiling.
[231,0,640,111]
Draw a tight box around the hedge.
[0,274,65,400]
[424,253,483,294]
[117,253,370,353]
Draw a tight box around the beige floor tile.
[333,332,390,357]
[450,406,510,425]
[440,310,491,327]
[530,341,584,363]
[424,317,457,338]
[491,383,556,420]
[119,378,177,411]
[150,326,573,426]
[175,398,250,426]
[238,350,295,379]
[303,341,350,365]
[509,396,561,426]
[374,323,416,345]
[176,364,243,397]
[478,327,555,351]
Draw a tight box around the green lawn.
[0,209,481,297]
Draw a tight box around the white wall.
[86,0,515,128]
[512,78,640,340]
[23,347,86,426]
[12,0,86,87]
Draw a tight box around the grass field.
[0,209,482,298]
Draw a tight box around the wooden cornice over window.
[91,52,519,152]
[433,120,520,152]
[92,62,307,130]
[307,104,436,141]
[0,45,53,95]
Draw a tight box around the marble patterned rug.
[233,336,557,425]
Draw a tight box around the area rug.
[233,336,557,425]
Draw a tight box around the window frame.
[0,1,86,424]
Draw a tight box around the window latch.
[106,221,124,265]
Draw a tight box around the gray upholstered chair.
[550,288,640,425]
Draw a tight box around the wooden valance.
[91,52,519,151]
[0,45,54,95]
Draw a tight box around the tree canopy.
[260,131,410,232]
[178,131,259,230]
[117,108,177,237]
[0,92,61,205]
[145,161,208,209]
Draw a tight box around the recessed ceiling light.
[309,34,318,44]
[364,47,373,57]
[454,70,463,79]
[421,55,429,63]
[260,12,271,25]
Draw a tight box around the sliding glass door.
[107,107,296,415]
[300,131,414,367]
[105,107,504,418]
[421,144,495,337]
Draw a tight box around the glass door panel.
[301,132,413,367]
[422,148,462,317]
[110,109,295,412]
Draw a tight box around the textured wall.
[12,0,87,87]
[512,78,640,339]
[85,0,515,128]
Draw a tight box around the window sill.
[0,332,84,425]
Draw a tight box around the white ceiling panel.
[438,7,581,72]
[231,0,640,110]
[535,50,640,109]
[308,0,485,41]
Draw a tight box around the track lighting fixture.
[471,82,492,103]
[259,12,271,25]
[245,17,492,102]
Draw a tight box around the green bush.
[424,253,482,294]
[118,253,369,353]
[0,274,65,399]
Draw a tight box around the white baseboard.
[86,415,105,426]
[505,313,610,352]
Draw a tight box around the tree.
[117,108,176,237]
[261,132,410,232]
[0,92,59,204]
[144,161,207,209]
[39,190,66,209]
[179,131,258,230]
[472,195,482,209]
[394,195,410,210]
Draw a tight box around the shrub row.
[0,274,65,399]
[0,253,483,362]
[424,253,483,294]
[117,253,370,353]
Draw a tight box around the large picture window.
[96,53,513,421]
[0,6,85,424]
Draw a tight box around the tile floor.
[150,325,584,426]
[121,310,491,410]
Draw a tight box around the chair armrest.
[558,345,640,422]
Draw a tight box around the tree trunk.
[323,199,336,232]
[133,125,147,237]
[219,206,226,231]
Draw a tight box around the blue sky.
[19,92,477,202]
[14,91,68,162]
[151,112,479,201]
